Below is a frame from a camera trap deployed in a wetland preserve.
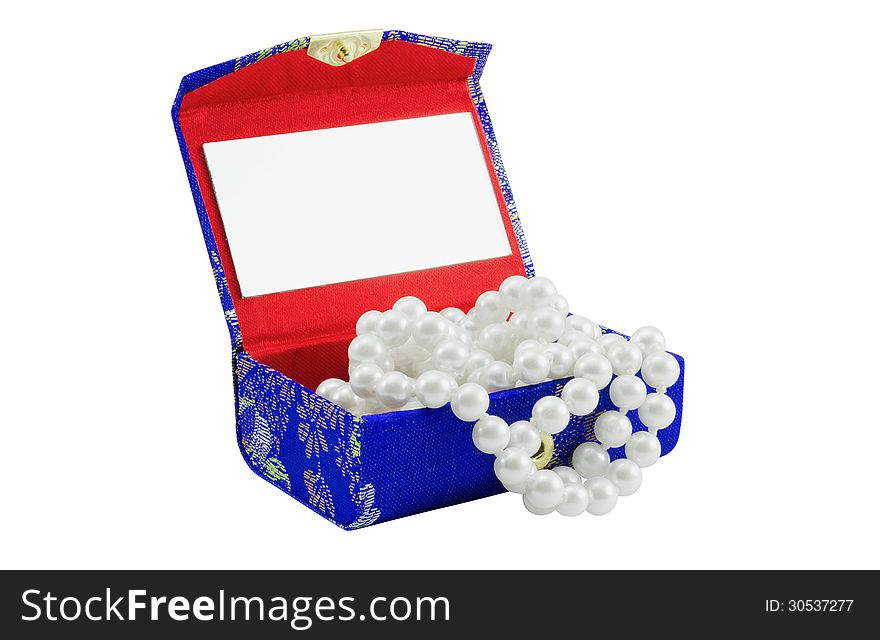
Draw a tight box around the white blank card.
[203,112,513,297]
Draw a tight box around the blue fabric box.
[172,30,686,529]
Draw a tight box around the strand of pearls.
[315,276,680,517]
[500,330,679,517]
[317,276,598,415]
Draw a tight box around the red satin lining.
[178,40,526,385]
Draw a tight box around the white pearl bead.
[328,383,364,415]
[515,338,544,357]
[361,397,383,415]
[450,382,490,422]
[585,477,619,515]
[460,349,495,378]
[316,378,345,399]
[374,371,414,409]
[638,392,676,430]
[508,420,542,456]
[414,370,458,408]
[631,326,666,355]
[523,494,555,515]
[461,349,494,379]
[409,354,435,378]
[389,342,430,378]
[568,336,603,360]
[440,307,466,323]
[565,315,598,339]
[474,290,508,325]
[572,442,610,478]
[609,374,648,411]
[558,329,589,346]
[606,458,643,496]
[625,431,662,467]
[525,469,565,509]
[552,465,583,486]
[513,348,551,385]
[447,325,474,348]
[503,479,529,494]
[561,377,600,416]
[508,311,531,339]
[353,353,393,376]
[524,276,558,309]
[597,332,626,354]
[478,361,516,392]
[457,315,481,336]
[430,338,470,374]
[531,395,571,434]
[607,341,643,376]
[392,296,427,321]
[411,312,451,350]
[476,322,514,360]
[573,353,614,390]
[472,415,510,454]
[379,353,396,372]
[640,351,681,391]
[550,295,570,316]
[544,343,575,378]
[556,482,590,517]
[494,447,536,485]
[349,363,384,399]
[347,334,389,365]
[594,411,633,448]
[355,310,382,336]
[527,306,566,342]
[376,310,411,348]
[499,274,529,311]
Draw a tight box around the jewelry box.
[171,29,686,529]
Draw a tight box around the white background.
[2,1,878,570]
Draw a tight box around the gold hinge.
[307,29,383,67]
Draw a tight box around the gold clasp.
[307,30,383,67]
[531,431,555,470]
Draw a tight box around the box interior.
[176,39,528,388]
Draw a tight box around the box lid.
[172,30,534,358]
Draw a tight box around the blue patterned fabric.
[234,349,684,529]
[173,31,686,529]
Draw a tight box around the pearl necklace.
[315,275,680,517]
